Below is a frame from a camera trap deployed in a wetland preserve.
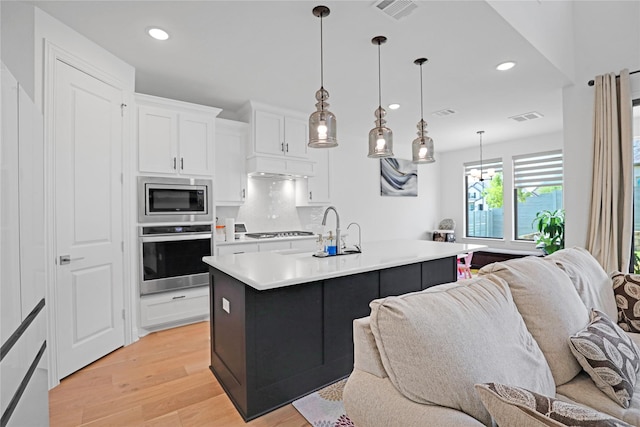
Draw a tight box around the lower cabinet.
[140,286,209,329]
[216,238,316,255]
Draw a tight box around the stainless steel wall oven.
[139,225,212,295]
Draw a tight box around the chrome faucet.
[347,222,362,252]
[322,206,342,255]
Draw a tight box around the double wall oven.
[137,177,213,296]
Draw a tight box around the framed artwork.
[380,158,418,197]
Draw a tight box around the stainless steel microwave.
[137,176,213,223]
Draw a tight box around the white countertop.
[216,234,316,246]
[203,239,486,290]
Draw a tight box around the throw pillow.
[568,309,640,408]
[475,382,632,427]
[611,272,640,332]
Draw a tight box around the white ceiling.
[31,0,571,152]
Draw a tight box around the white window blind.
[463,158,503,176]
[513,150,563,189]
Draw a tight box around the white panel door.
[283,116,308,159]
[215,119,247,204]
[54,60,125,379]
[254,110,284,156]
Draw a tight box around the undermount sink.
[312,248,362,258]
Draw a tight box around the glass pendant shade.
[368,107,393,157]
[309,88,337,147]
[412,120,434,163]
[309,5,337,148]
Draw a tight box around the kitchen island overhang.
[203,239,485,421]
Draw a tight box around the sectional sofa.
[343,247,640,426]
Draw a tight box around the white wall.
[563,1,640,248]
[438,131,563,249]
[329,129,440,243]
[1,1,35,99]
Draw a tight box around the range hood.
[246,155,317,179]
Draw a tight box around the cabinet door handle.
[281,142,285,153]
[233,251,245,254]
[180,157,184,170]
[285,143,289,153]
[242,189,246,199]
[172,295,186,300]
[173,157,177,169]
[309,191,313,201]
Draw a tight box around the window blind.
[463,158,503,175]
[513,150,563,189]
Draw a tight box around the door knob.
[59,255,85,265]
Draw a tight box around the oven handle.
[140,233,212,243]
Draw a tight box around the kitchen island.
[203,239,484,421]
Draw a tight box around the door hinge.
[120,103,127,117]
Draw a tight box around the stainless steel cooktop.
[245,231,315,239]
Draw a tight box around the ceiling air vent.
[509,111,544,122]
[373,0,418,21]
[432,108,457,117]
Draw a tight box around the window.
[513,150,563,240]
[633,100,640,272]
[464,159,503,239]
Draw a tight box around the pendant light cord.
[419,62,424,138]
[478,131,484,180]
[320,13,324,91]
[377,41,382,109]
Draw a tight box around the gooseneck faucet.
[347,222,362,252]
[322,206,342,255]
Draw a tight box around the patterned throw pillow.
[611,272,640,332]
[568,309,640,408]
[475,383,631,427]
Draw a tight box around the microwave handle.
[141,233,212,243]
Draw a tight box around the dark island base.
[208,256,457,421]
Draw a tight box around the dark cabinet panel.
[324,271,379,363]
[380,263,422,298]
[252,283,323,389]
[421,256,456,289]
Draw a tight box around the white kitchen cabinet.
[241,101,309,159]
[258,240,292,252]
[139,286,209,329]
[136,93,221,177]
[215,119,248,205]
[296,148,331,206]
[217,242,260,256]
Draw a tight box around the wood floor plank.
[50,321,310,426]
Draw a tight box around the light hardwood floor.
[49,321,310,426]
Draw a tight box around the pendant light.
[309,5,337,148]
[469,130,495,181]
[368,36,393,158]
[411,58,435,163]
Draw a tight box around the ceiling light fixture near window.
[496,61,516,71]
[388,103,400,110]
[147,27,169,41]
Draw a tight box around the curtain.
[586,69,633,273]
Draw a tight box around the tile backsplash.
[216,178,325,233]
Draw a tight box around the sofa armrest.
[353,317,387,378]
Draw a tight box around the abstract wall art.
[380,158,418,197]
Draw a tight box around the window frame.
[463,158,504,239]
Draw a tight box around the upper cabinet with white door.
[296,148,331,206]
[240,101,309,159]
[136,93,221,177]
[215,118,248,205]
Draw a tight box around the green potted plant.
[532,209,565,255]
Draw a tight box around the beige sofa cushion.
[475,383,632,427]
[480,256,589,385]
[369,276,555,426]
[557,372,640,426]
[546,247,618,321]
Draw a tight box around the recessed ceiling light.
[388,103,400,110]
[496,61,516,71]
[147,27,169,41]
